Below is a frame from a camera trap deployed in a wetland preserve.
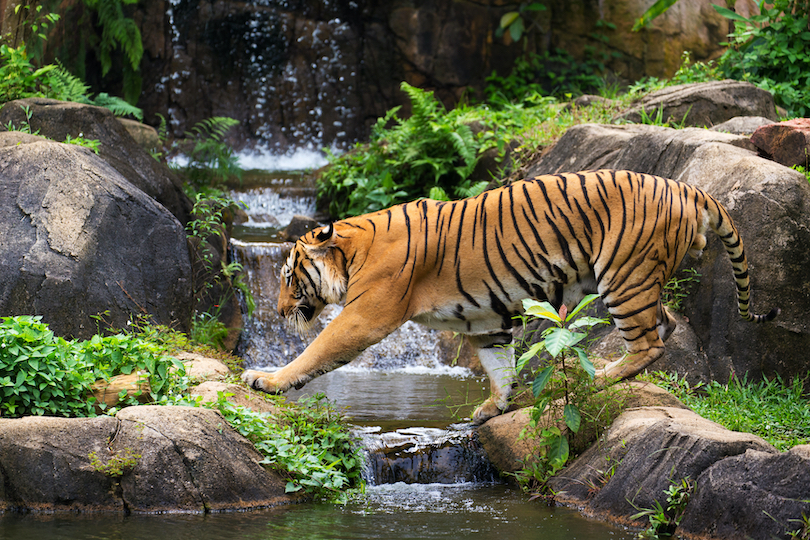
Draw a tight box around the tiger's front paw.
[241,370,291,394]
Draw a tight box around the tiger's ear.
[315,223,334,243]
[306,223,334,253]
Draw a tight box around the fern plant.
[177,117,242,192]
[83,0,143,103]
[318,82,488,218]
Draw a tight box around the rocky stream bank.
[1,81,810,538]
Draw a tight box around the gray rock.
[679,446,810,540]
[710,115,776,136]
[0,98,191,224]
[549,407,777,527]
[0,407,293,513]
[0,132,193,339]
[617,80,779,128]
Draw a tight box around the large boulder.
[0,132,193,339]
[526,123,810,384]
[546,407,809,540]
[617,81,779,127]
[0,98,192,224]
[0,407,294,513]
[679,445,810,540]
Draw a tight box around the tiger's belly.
[409,275,598,335]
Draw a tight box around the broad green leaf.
[517,341,545,373]
[547,433,569,466]
[509,17,525,41]
[523,299,561,323]
[564,404,582,433]
[544,328,585,358]
[632,0,679,31]
[575,347,596,380]
[500,11,520,30]
[712,4,751,22]
[566,293,600,321]
[569,316,609,330]
[532,366,554,397]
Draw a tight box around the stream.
[0,165,636,540]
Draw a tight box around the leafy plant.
[75,331,187,401]
[632,477,694,538]
[496,2,547,45]
[210,392,364,499]
[0,43,56,102]
[0,41,143,119]
[0,316,98,418]
[318,82,487,218]
[714,1,810,116]
[512,295,613,491]
[176,117,243,193]
[485,48,608,102]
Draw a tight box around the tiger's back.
[243,169,777,423]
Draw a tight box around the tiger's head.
[278,223,348,333]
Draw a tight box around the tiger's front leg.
[242,306,400,394]
[468,333,517,425]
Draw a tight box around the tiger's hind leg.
[468,332,517,425]
[603,299,675,380]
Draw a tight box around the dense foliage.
[211,392,364,499]
[317,82,489,218]
[0,315,186,417]
[715,1,810,116]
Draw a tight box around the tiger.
[241,169,778,424]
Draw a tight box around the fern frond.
[92,92,143,120]
[43,62,91,102]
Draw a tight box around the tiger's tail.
[707,194,780,323]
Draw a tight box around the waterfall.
[357,425,498,486]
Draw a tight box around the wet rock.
[281,215,321,242]
[0,407,294,513]
[361,426,498,484]
[617,81,779,128]
[750,118,810,168]
[0,132,193,340]
[119,0,747,149]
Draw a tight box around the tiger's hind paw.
[471,398,505,425]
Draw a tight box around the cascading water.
[229,166,494,486]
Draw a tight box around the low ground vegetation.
[648,371,810,451]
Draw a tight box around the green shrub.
[0,316,97,417]
[715,1,810,117]
[317,82,488,219]
[210,392,364,500]
[0,316,188,418]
